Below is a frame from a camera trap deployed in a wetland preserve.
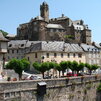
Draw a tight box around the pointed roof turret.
[0,32,9,42]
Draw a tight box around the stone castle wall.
[0,75,101,101]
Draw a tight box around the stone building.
[0,32,8,73]
[17,2,91,44]
[81,44,101,66]
[25,41,86,68]
[6,40,41,61]
[6,40,101,70]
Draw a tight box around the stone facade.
[0,75,101,101]
[6,41,101,70]
[16,2,91,44]
[0,32,8,73]
[81,44,101,66]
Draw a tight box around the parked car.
[67,72,78,77]
[25,75,42,80]
[22,71,42,80]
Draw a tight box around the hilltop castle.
[16,2,91,44]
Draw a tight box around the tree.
[33,62,41,72]
[71,61,78,75]
[6,59,30,80]
[91,64,99,72]
[33,62,49,79]
[48,62,56,77]
[48,62,56,69]
[60,61,68,76]
[77,63,85,75]
[0,30,8,37]
[85,63,92,75]
[67,61,72,70]
[21,58,30,71]
[40,62,49,78]
[55,63,62,77]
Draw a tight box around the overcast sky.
[0,0,101,43]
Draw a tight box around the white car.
[22,71,42,80]
[26,75,42,80]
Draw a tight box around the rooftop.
[0,32,9,42]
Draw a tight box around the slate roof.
[8,40,41,49]
[94,43,101,49]
[9,41,100,53]
[81,44,99,52]
[29,41,84,53]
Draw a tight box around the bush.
[97,83,101,92]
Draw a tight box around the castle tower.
[40,2,49,22]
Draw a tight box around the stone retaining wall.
[0,75,101,101]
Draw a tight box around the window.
[17,50,18,53]
[34,22,37,25]
[7,50,9,53]
[5,93,10,98]
[78,53,82,58]
[73,53,75,57]
[9,44,12,47]
[67,53,70,58]
[12,50,14,53]
[50,29,53,32]
[77,23,79,25]
[54,53,57,58]
[53,29,56,32]
[27,57,29,61]
[46,53,49,58]
[21,44,24,47]
[61,53,63,58]
[35,53,37,58]
[56,29,59,32]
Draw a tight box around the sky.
[0,0,101,43]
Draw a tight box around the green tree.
[77,63,85,75]
[33,62,49,78]
[55,63,62,77]
[85,63,92,75]
[33,62,41,72]
[60,61,68,76]
[71,61,78,75]
[48,62,56,77]
[0,30,8,37]
[6,59,30,80]
[48,62,56,69]
[67,61,72,70]
[21,58,30,71]
[40,62,49,78]
[91,64,99,71]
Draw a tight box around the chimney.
[62,14,64,17]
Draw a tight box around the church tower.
[40,2,49,22]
